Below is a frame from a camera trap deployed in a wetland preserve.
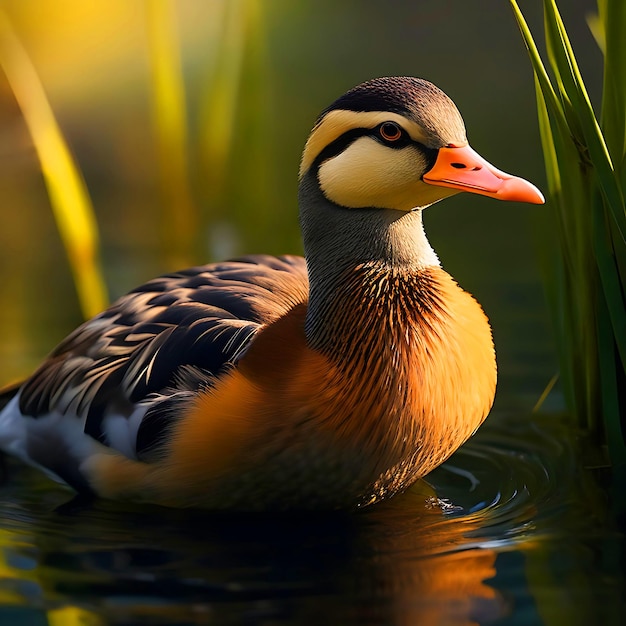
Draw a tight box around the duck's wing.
[4,254,308,468]
[0,381,21,416]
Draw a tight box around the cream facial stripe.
[299,110,430,179]
[317,138,453,211]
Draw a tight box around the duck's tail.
[0,381,21,411]
[0,381,23,482]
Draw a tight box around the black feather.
[17,254,308,457]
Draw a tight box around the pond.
[0,413,623,625]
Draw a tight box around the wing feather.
[17,254,309,458]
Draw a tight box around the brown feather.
[85,264,495,510]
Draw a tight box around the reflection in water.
[1,417,622,625]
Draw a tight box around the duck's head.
[299,76,544,214]
[298,76,543,348]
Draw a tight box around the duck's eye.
[379,122,403,142]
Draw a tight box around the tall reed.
[0,10,108,319]
[146,0,197,270]
[510,0,626,493]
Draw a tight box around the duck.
[0,77,544,510]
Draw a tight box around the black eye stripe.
[311,126,431,172]
[311,128,370,171]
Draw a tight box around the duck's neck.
[299,174,441,353]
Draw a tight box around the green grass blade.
[594,261,626,485]
[534,77,561,194]
[0,10,108,319]
[586,5,605,54]
[593,207,626,370]
[510,1,567,133]
[542,0,626,243]
[535,0,626,385]
[600,0,626,175]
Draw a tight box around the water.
[1,414,623,625]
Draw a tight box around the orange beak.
[423,144,545,204]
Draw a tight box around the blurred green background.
[0,0,600,410]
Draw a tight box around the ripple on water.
[430,417,575,546]
[0,414,622,626]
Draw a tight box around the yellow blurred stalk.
[203,0,246,180]
[200,0,248,205]
[1,528,105,624]
[198,0,270,259]
[47,606,106,626]
[0,9,108,319]
[0,528,37,605]
[145,0,197,269]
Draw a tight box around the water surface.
[1,414,623,625]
